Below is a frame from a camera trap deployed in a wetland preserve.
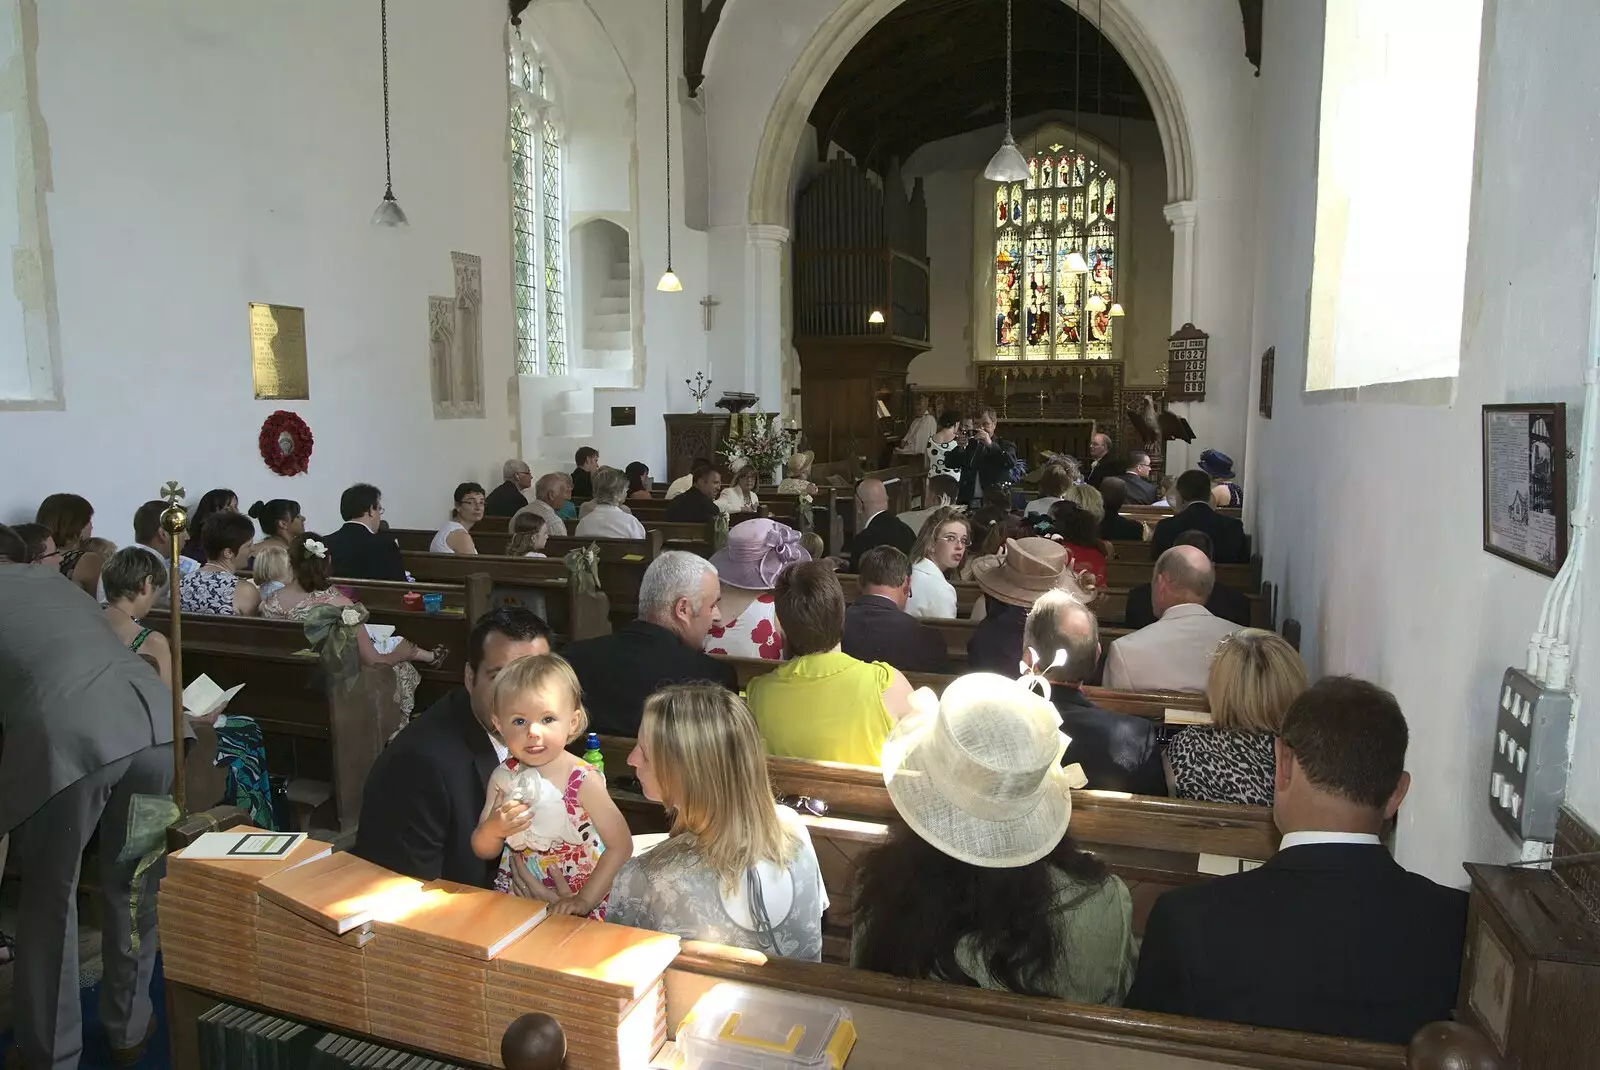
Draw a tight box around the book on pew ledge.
[258,851,428,936]
[1164,706,1214,726]
[168,827,331,884]
[370,877,549,959]
[493,914,681,999]
[182,673,244,719]
[179,830,310,861]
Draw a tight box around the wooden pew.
[328,574,491,619]
[396,551,589,639]
[143,611,466,832]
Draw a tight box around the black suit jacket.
[324,521,406,582]
[1127,843,1468,1044]
[848,512,917,573]
[571,468,594,499]
[484,479,527,518]
[352,688,499,888]
[1123,581,1252,630]
[1101,512,1144,542]
[1151,503,1249,564]
[1120,473,1159,505]
[1051,687,1166,796]
[665,486,721,523]
[1084,455,1115,488]
[954,438,1019,502]
[560,620,739,738]
[842,595,949,675]
[966,599,1028,675]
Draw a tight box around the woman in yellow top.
[746,561,920,766]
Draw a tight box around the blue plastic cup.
[422,593,443,614]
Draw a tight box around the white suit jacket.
[1102,602,1239,692]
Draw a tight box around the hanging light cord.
[663,0,673,268]
[381,0,394,197]
[1004,0,1014,134]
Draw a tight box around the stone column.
[745,223,790,416]
[1163,199,1200,471]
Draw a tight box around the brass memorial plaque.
[249,302,309,400]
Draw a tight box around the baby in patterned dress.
[471,655,632,918]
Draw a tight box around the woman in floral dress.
[700,519,810,661]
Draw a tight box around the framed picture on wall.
[1481,403,1568,577]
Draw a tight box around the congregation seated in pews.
[0,450,1471,1064]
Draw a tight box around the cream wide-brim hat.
[880,674,1086,869]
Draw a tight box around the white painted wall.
[0,0,519,540]
[1248,0,1600,882]
[901,111,1173,390]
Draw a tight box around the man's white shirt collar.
[486,729,509,764]
[1278,831,1381,850]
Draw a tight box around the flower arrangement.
[721,413,800,484]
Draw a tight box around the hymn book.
[371,878,548,959]
[258,851,426,935]
[182,674,245,718]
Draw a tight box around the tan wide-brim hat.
[881,674,1085,869]
[971,536,1077,608]
[787,450,814,473]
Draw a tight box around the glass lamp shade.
[1065,250,1090,273]
[1109,302,1126,317]
[1085,293,1108,313]
[868,309,886,324]
[370,191,408,227]
[983,132,1031,183]
[656,268,683,293]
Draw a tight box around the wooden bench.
[395,552,590,636]
[1108,542,1262,581]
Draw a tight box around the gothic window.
[991,142,1119,361]
[510,33,567,375]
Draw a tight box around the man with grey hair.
[1025,591,1166,794]
[560,550,739,736]
[1102,544,1240,692]
[485,458,534,517]
[513,473,571,538]
[1084,432,1115,487]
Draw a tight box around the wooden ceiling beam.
[684,0,728,98]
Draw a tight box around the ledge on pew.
[666,942,1407,1070]
[392,553,602,641]
[330,574,492,621]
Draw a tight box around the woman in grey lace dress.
[607,685,828,961]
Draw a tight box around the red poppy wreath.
[259,410,313,476]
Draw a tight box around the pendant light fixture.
[983,0,1030,183]
[868,309,886,325]
[370,0,407,227]
[656,0,682,292]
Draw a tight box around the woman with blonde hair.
[252,544,293,601]
[1163,629,1308,805]
[507,510,549,557]
[905,506,970,619]
[609,684,829,960]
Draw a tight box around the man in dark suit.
[324,483,406,581]
[485,458,533,517]
[1098,477,1146,542]
[1083,432,1115,487]
[664,461,723,523]
[353,607,551,888]
[842,546,949,674]
[1151,470,1249,563]
[561,551,739,737]
[570,446,599,499]
[1024,590,1166,795]
[1119,450,1160,504]
[1,537,188,1068]
[847,478,916,572]
[1127,677,1468,1044]
[954,408,1020,504]
[1124,530,1251,629]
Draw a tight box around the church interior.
[2,0,1600,1067]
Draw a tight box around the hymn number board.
[1166,323,1209,402]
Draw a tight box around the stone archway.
[746,0,1197,229]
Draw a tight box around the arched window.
[509,32,567,375]
[990,141,1120,361]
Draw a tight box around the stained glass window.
[991,142,1119,360]
[510,34,566,375]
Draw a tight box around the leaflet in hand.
[365,623,401,654]
[182,674,244,718]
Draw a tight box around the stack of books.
[255,852,427,1036]
[196,1003,320,1069]
[365,878,550,1066]
[486,915,681,1070]
[158,828,330,1004]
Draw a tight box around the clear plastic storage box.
[678,983,856,1070]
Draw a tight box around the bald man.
[848,478,916,573]
[1102,545,1241,691]
[1084,432,1115,487]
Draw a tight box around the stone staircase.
[519,259,634,474]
